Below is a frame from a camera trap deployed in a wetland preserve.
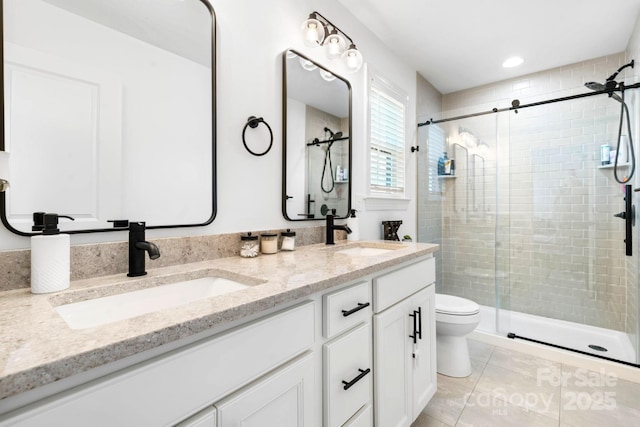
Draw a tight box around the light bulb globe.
[342,45,363,73]
[301,16,325,48]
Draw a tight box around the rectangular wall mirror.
[0,0,216,235]
[282,49,352,220]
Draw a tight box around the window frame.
[367,71,408,199]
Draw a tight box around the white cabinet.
[408,287,436,420]
[323,323,371,427]
[322,281,373,427]
[215,353,315,427]
[323,281,371,339]
[373,300,412,427]
[175,407,217,427]
[372,258,436,427]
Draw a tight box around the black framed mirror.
[282,49,352,220]
[0,0,216,235]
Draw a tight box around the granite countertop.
[0,240,438,402]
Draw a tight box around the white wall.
[0,0,419,250]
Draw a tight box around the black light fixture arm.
[310,11,356,47]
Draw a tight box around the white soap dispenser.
[347,209,359,241]
[30,212,74,294]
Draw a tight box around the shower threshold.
[507,332,639,368]
[476,305,637,367]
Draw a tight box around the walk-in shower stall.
[418,71,640,366]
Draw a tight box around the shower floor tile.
[413,338,640,427]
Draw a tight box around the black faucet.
[326,209,352,245]
[128,222,160,277]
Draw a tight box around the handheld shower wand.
[584,59,636,184]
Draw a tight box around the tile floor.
[411,339,640,427]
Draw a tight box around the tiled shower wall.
[430,51,640,333]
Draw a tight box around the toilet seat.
[436,294,480,315]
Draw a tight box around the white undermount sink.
[335,247,395,257]
[331,242,406,257]
[54,276,251,330]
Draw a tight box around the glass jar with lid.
[280,229,296,251]
[260,233,278,254]
[239,232,259,258]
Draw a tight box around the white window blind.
[369,80,406,194]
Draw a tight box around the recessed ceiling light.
[502,56,524,68]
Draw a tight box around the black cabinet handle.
[416,306,423,340]
[409,310,418,344]
[342,368,371,390]
[342,302,370,317]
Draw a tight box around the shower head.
[585,81,623,103]
[324,127,335,138]
[332,131,343,140]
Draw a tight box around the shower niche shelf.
[598,163,630,169]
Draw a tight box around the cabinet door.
[373,299,411,427]
[216,352,315,427]
[409,286,436,421]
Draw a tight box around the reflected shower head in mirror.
[584,81,623,103]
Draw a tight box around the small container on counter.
[281,229,296,251]
[260,233,278,254]
[240,232,259,258]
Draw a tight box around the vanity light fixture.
[301,11,363,73]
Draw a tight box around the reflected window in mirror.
[282,49,351,221]
[1,0,216,235]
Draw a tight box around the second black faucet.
[326,210,352,244]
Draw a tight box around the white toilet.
[435,294,480,377]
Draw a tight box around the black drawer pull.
[342,302,370,317]
[342,368,371,390]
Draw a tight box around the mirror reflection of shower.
[320,127,343,194]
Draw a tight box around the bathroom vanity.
[0,241,437,426]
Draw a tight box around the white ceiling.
[339,0,640,94]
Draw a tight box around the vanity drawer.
[323,323,372,427]
[344,404,372,427]
[373,257,435,313]
[323,281,372,339]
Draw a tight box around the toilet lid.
[436,294,480,315]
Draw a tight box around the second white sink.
[335,247,394,257]
[54,277,251,330]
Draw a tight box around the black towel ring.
[242,116,273,156]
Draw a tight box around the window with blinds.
[369,77,406,195]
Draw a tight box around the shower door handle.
[614,185,633,256]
